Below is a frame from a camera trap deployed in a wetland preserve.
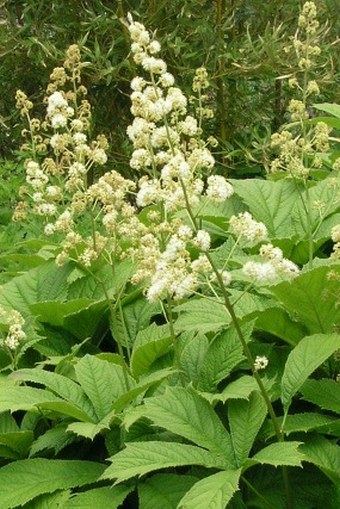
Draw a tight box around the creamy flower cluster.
[14,46,145,269]
[229,211,268,243]
[127,16,233,213]
[242,244,299,284]
[126,17,235,301]
[270,2,329,179]
[0,307,26,351]
[330,224,340,260]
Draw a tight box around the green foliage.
[281,333,340,411]
[0,459,105,509]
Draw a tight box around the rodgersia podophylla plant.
[126,16,300,305]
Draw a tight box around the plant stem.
[215,0,227,159]
[165,294,185,386]
[242,476,276,509]
[179,176,293,509]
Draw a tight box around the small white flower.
[254,355,269,371]
[221,271,232,286]
[243,261,277,283]
[148,40,161,54]
[44,223,55,236]
[92,148,107,165]
[230,212,268,243]
[206,175,234,202]
[194,230,211,251]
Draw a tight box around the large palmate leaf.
[228,391,267,467]
[63,486,132,509]
[102,442,225,484]
[130,323,172,377]
[139,474,198,509]
[301,378,340,414]
[178,469,242,509]
[198,324,251,392]
[74,355,134,420]
[270,266,340,334]
[144,387,234,465]
[230,178,301,238]
[11,368,96,422]
[0,459,105,509]
[281,333,340,410]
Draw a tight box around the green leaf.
[113,368,174,412]
[30,426,76,457]
[230,179,300,238]
[0,262,72,316]
[102,442,225,484]
[229,392,267,467]
[178,469,242,509]
[144,387,234,465]
[270,266,340,334]
[301,379,340,414]
[248,442,304,468]
[0,412,18,433]
[314,103,340,118]
[66,421,111,440]
[175,299,230,333]
[131,323,172,377]
[198,325,250,392]
[254,307,307,346]
[139,474,198,509]
[11,368,96,422]
[29,299,93,326]
[301,436,340,483]
[0,386,62,413]
[0,431,33,458]
[262,412,339,440]
[0,459,105,509]
[112,297,160,346]
[217,376,259,403]
[22,490,71,509]
[74,355,133,420]
[281,333,340,410]
[30,299,108,341]
[63,486,132,509]
[180,333,209,386]
[291,178,340,244]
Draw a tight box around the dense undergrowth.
[0,2,339,509]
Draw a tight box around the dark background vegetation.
[0,0,339,174]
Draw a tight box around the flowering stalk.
[126,17,296,506]
[270,2,333,268]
